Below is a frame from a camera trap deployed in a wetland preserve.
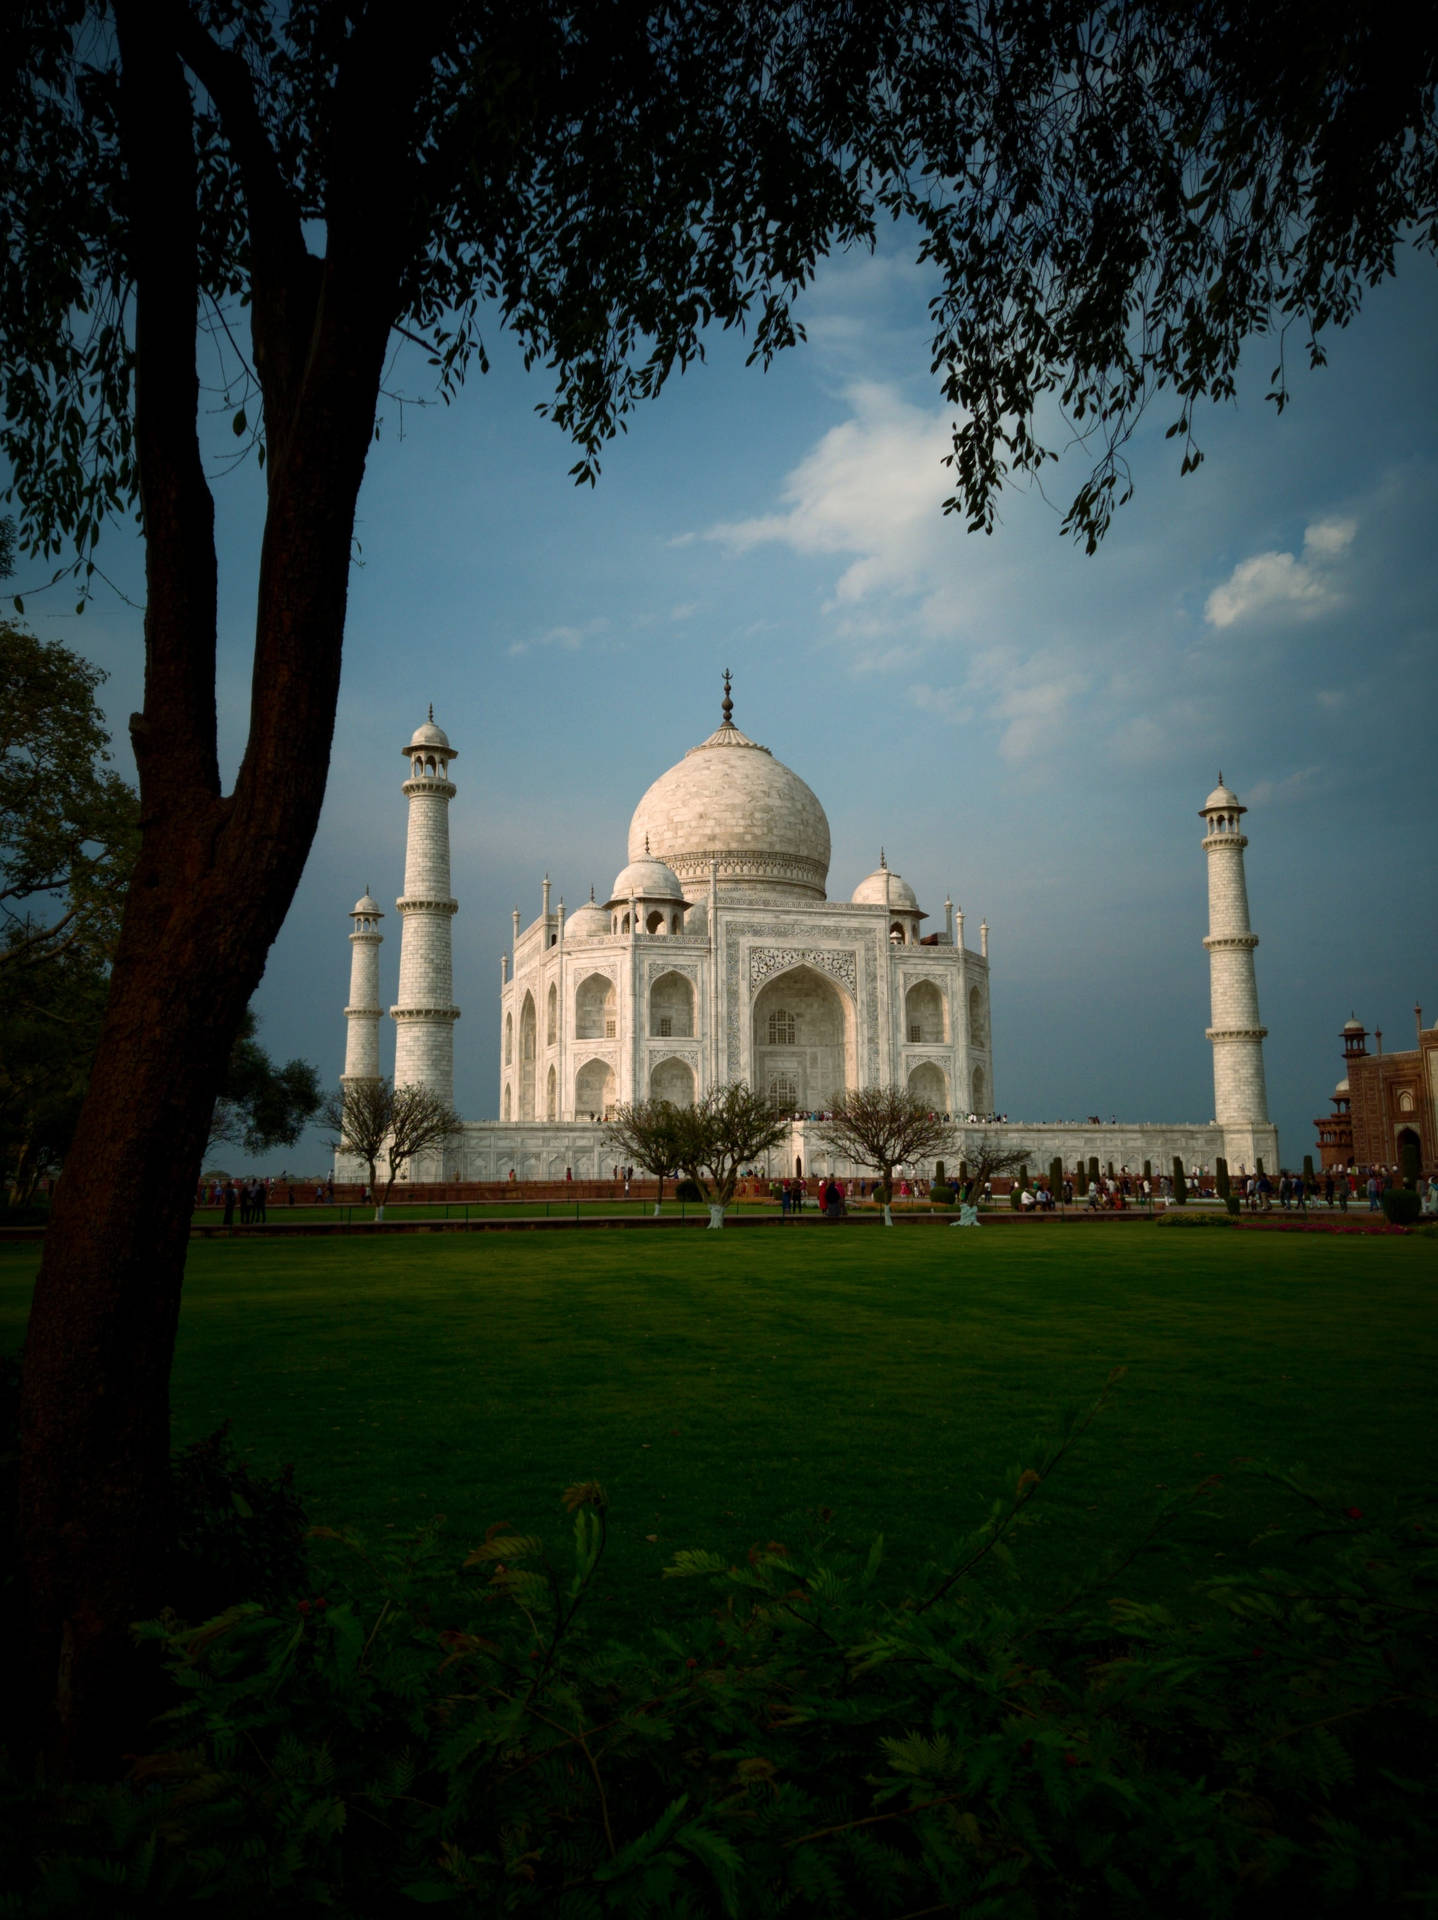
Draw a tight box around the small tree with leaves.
[603,1100,689,1213]
[675,1083,791,1227]
[1171,1156,1188,1206]
[321,1079,460,1221]
[813,1088,957,1226]
[207,1009,321,1162]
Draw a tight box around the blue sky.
[31,233,1438,1172]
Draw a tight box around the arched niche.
[518,993,537,1120]
[650,1056,696,1107]
[971,1063,987,1113]
[905,979,947,1044]
[575,972,617,1040]
[968,984,987,1046]
[546,1064,557,1119]
[649,969,695,1038]
[645,908,667,935]
[574,1056,616,1119]
[751,964,855,1114]
[908,1061,948,1109]
[503,1011,513,1065]
[546,981,557,1046]
[501,1082,511,1121]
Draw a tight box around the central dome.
[627,690,830,901]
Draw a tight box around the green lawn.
[3,1226,1434,1634]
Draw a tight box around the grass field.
[3,1226,1434,1634]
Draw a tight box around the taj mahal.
[335,676,1280,1184]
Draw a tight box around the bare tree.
[603,1100,688,1214]
[956,1138,1036,1207]
[814,1088,958,1226]
[677,1083,792,1227]
[321,1079,460,1222]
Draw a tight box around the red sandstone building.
[1315,1009,1436,1173]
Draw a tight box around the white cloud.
[507,617,608,658]
[706,382,955,612]
[1204,517,1356,629]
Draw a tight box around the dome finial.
[429,702,434,723]
[589,883,595,902]
[721,667,733,726]
[880,846,887,869]
[1217,768,1222,786]
[644,834,651,855]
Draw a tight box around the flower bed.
[1233,1216,1411,1236]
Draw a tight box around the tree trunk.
[17,796,319,1764]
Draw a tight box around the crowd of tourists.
[197,1173,334,1223]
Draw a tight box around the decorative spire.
[721,667,733,726]
[879,847,887,869]
[1217,768,1223,785]
[429,703,434,722]
[589,883,595,902]
[644,834,651,855]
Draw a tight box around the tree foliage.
[0,622,138,972]
[321,1078,461,1216]
[814,1087,957,1208]
[207,1008,321,1160]
[959,1137,1037,1202]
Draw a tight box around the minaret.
[391,708,460,1105]
[1201,775,1270,1146]
[342,889,385,1084]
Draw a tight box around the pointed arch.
[649,969,695,1037]
[905,979,947,1044]
[752,963,855,1112]
[518,992,537,1121]
[575,972,617,1040]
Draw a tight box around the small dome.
[1202,781,1241,812]
[405,707,455,756]
[351,890,382,916]
[1342,1017,1365,1035]
[851,859,919,910]
[564,898,611,938]
[1334,1078,1350,1098]
[606,855,686,908]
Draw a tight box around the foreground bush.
[4,1376,1435,1916]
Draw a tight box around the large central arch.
[751,964,855,1112]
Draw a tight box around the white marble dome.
[628,708,830,899]
[406,714,454,755]
[1334,1077,1350,1098]
[351,890,382,916]
[606,854,686,908]
[851,860,919,910]
[1203,780,1241,812]
[564,896,610,938]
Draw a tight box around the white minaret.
[341,889,384,1084]
[1201,775,1271,1152]
[391,708,460,1105]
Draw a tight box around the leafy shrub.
[1155,1209,1233,1228]
[1171,1156,1187,1205]
[6,1379,1437,1917]
[928,1183,955,1207]
[1381,1188,1423,1227]
[674,1178,703,1202]
[1225,1195,1242,1217]
[167,1422,311,1622]
[1215,1157,1230,1202]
